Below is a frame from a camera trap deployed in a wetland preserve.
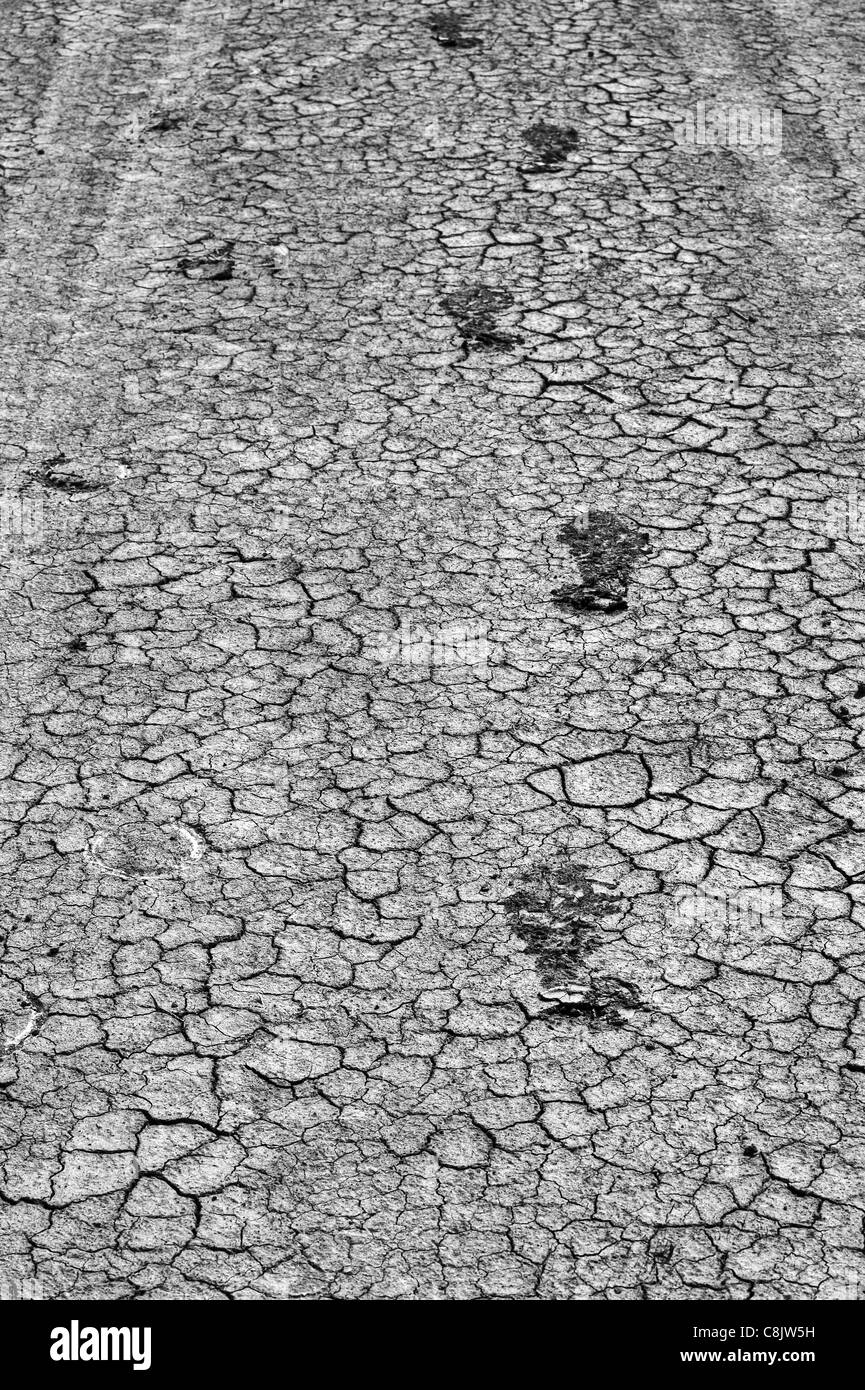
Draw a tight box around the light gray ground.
[1,0,865,1300]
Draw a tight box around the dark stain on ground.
[179,241,235,281]
[32,454,102,492]
[522,121,580,171]
[441,284,521,349]
[505,862,640,1026]
[426,11,482,48]
[554,510,651,614]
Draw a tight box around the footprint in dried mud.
[179,241,234,282]
[542,977,641,1025]
[426,11,482,48]
[99,666,164,702]
[505,863,620,974]
[85,822,203,883]
[522,121,580,172]
[32,454,102,493]
[441,284,522,350]
[147,111,185,132]
[554,509,651,614]
[505,863,641,1026]
[0,983,46,1054]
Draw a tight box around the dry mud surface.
[1,0,865,1301]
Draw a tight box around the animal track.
[554,510,652,613]
[441,284,522,349]
[178,241,235,281]
[31,454,102,492]
[506,863,639,1025]
[426,11,482,48]
[522,121,580,171]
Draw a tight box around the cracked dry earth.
[2,0,865,1305]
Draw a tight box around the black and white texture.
[1,0,864,1302]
